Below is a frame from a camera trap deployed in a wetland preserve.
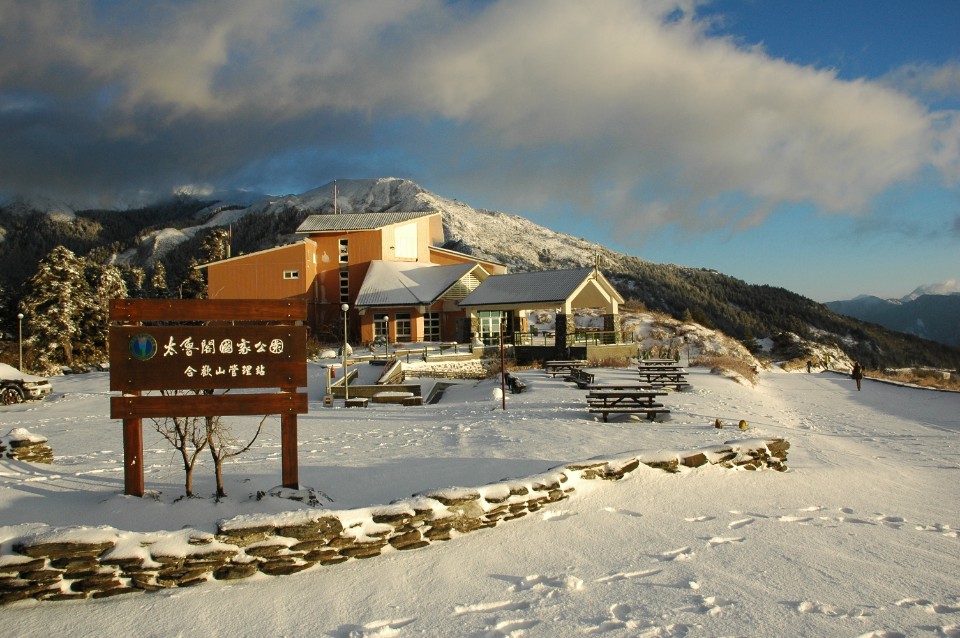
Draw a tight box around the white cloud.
[0,0,952,231]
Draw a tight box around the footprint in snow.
[604,506,643,518]
[684,515,715,523]
[790,600,874,619]
[453,600,530,615]
[876,515,906,528]
[707,536,745,547]
[685,594,735,617]
[727,517,754,529]
[595,568,662,583]
[474,618,540,637]
[656,547,695,562]
[542,509,576,522]
[330,617,416,637]
[895,597,960,614]
[582,603,641,634]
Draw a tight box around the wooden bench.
[586,389,670,422]
[544,360,588,377]
[567,367,595,388]
[505,372,528,394]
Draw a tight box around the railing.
[511,330,635,347]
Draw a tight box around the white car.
[0,363,53,405]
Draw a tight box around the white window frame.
[424,312,441,342]
[283,270,300,280]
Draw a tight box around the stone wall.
[0,439,788,606]
[1,429,53,464]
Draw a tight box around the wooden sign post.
[109,299,309,496]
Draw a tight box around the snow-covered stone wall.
[0,439,788,606]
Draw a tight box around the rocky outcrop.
[0,439,788,606]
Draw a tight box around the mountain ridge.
[2,177,958,369]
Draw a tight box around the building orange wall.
[207,241,316,302]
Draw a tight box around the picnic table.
[638,358,680,367]
[586,388,669,422]
[544,360,588,377]
[636,364,690,390]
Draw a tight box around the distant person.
[852,361,864,391]
[806,360,812,373]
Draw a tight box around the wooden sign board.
[111,392,308,420]
[109,325,307,392]
[108,298,310,496]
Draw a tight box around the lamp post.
[499,317,506,411]
[341,303,349,401]
[17,313,24,371]
[382,315,390,360]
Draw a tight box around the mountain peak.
[902,279,960,301]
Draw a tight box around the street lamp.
[17,313,24,371]
[341,303,349,401]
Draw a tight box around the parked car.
[0,363,53,405]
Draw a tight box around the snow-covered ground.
[2,362,958,637]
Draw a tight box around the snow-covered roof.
[459,267,618,306]
[296,211,438,233]
[356,261,483,307]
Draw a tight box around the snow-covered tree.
[119,264,146,299]
[76,261,128,363]
[178,258,207,299]
[149,262,169,298]
[200,228,231,263]
[20,246,91,372]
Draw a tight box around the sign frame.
[109,299,309,496]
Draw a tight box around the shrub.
[692,355,759,384]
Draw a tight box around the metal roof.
[295,211,438,233]
[458,267,600,306]
[355,261,481,307]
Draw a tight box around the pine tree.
[179,258,207,299]
[20,246,92,372]
[200,228,231,263]
[119,264,146,298]
[78,262,128,363]
[149,262,169,298]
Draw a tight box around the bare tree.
[151,391,209,497]
[205,413,268,500]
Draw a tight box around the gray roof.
[459,267,599,306]
[296,211,438,233]
[356,261,479,307]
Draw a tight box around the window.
[374,315,389,341]
[395,313,412,342]
[477,310,506,345]
[339,239,348,264]
[424,312,440,342]
[394,223,417,259]
[283,270,299,280]
[339,269,349,303]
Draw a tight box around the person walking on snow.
[852,361,864,391]
[807,360,812,373]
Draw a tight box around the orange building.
[201,211,505,344]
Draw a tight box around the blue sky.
[1,1,958,301]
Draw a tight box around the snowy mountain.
[2,178,959,369]
[826,284,960,347]
[902,279,960,302]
